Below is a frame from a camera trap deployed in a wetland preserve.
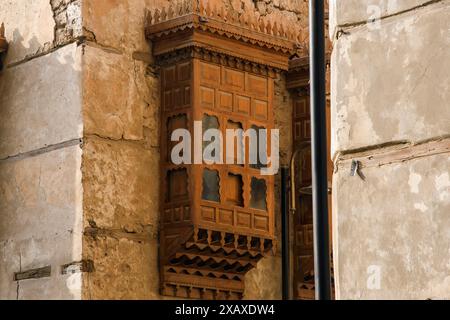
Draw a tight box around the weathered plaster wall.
[0,0,82,66]
[0,1,83,299]
[329,0,434,37]
[330,0,450,299]
[0,145,83,300]
[0,43,82,159]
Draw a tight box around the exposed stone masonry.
[50,0,83,47]
[79,0,302,300]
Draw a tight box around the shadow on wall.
[0,28,83,300]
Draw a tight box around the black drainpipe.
[309,0,331,300]
[281,167,290,300]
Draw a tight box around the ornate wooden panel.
[146,0,299,299]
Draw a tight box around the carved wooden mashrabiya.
[146,0,300,300]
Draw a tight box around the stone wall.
[0,1,83,299]
[330,0,450,299]
[80,0,165,300]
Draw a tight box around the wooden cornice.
[145,0,300,71]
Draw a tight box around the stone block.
[331,2,450,154]
[83,45,149,141]
[0,232,83,300]
[0,43,82,158]
[82,236,160,300]
[83,0,165,54]
[0,145,83,242]
[0,144,83,299]
[333,153,450,299]
[82,136,159,232]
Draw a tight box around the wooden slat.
[14,266,51,281]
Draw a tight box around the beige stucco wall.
[330,0,450,299]
[0,1,83,299]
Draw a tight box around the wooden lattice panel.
[159,58,277,299]
[147,0,298,299]
[288,57,335,300]
[0,23,7,70]
[194,60,275,236]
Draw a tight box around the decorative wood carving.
[146,0,298,299]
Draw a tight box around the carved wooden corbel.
[146,0,299,300]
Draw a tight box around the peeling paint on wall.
[331,0,450,300]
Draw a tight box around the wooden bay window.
[146,0,299,299]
